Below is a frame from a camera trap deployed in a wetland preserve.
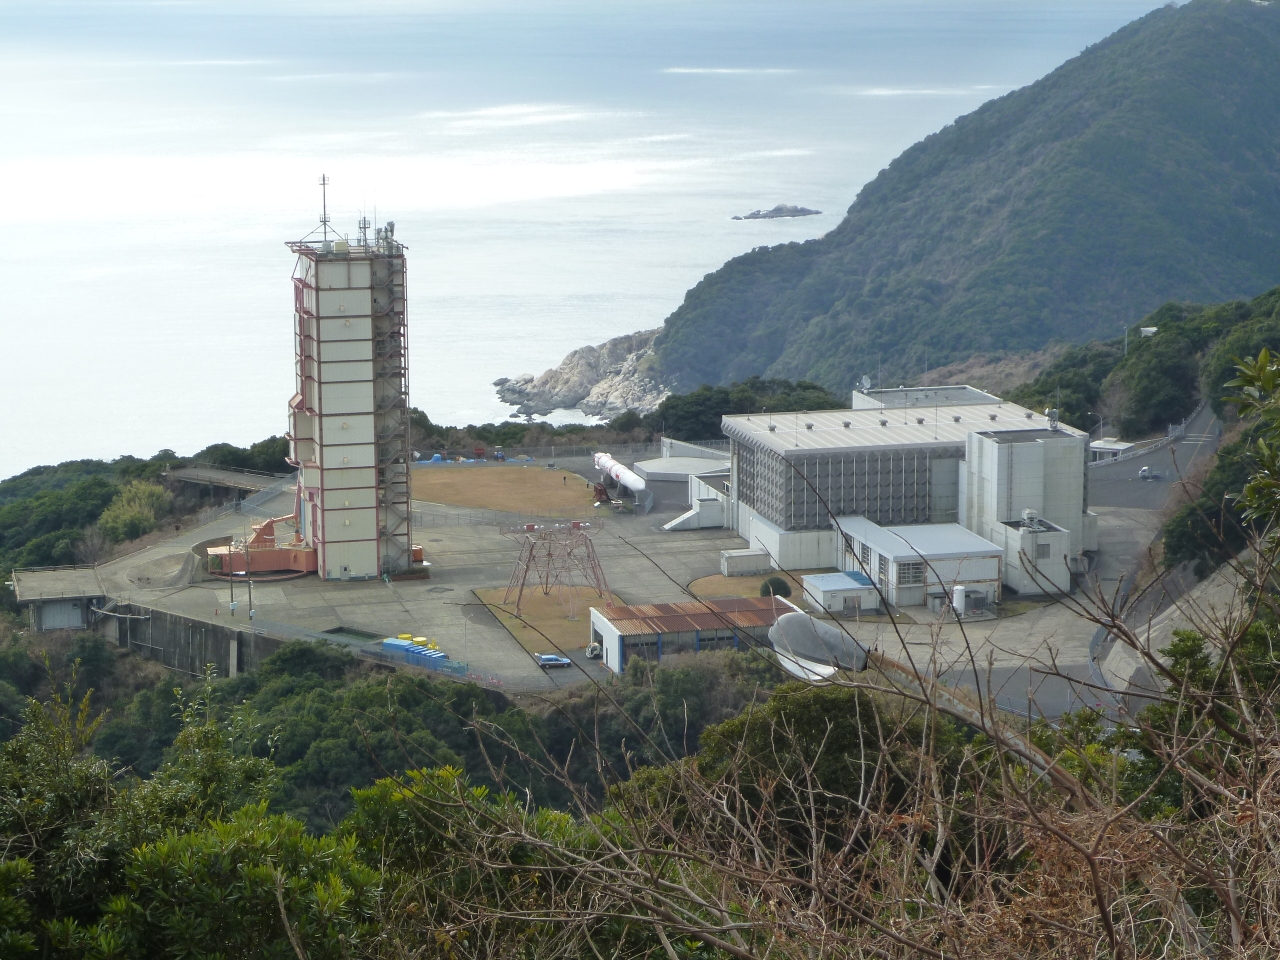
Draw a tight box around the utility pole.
[245,543,254,621]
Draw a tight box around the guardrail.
[182,461,293,479]
[411,503,601,528]
[12,563,97,574]
[419,441,665,462]
[1087,402,1207,468]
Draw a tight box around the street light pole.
[245,543,254,621]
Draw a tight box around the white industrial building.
[834,517,1004,613]
[686,385,1096,604]
[286,221,412,580]
[800,571,879,615]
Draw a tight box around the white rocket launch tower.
[286,215,412,580]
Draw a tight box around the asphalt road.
[1087,403,1222,510]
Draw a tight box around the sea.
[0,0,1163,481]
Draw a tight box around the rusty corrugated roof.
[602,596,787,637]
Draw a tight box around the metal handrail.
[179,461,293,479]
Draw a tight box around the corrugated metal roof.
[601,596,787,637]
[721,402,1086,457]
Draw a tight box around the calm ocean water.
[0,0,1162,480]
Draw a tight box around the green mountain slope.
[653,0,1280,393]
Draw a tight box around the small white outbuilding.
[801,571,880,615]
[835,517,1004,613]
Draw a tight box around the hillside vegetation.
[1003,284,1280,438]
[651,0,1280,393]
[0,439,289,578]
[995,286,1280,575]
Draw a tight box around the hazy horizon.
[0,0,1164,480]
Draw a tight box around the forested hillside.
[652,0,1280,393]
[1003,284,1280,438]
[994,285,1280,576]
[0,438,290,576]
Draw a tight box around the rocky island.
[495,328,670,419]
[732,204,821,220]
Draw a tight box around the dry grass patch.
[473,586,623,655]
[411,465,596,513]
[920,344,1067,397]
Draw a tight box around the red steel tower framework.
[503,523,612,617]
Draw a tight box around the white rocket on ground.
[593,452,646,492]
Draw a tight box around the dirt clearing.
[412,465,596,513]
[473,586,623,655]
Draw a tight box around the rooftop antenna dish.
[859,375,872,392]
[319,174,331,241]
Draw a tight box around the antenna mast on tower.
[319,174,331,240]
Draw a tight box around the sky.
[0,0,1164,480]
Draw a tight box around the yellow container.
[398,633,413,641]
[412,636,428,645]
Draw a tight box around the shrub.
[760,576,791,598]
[98,481,171,544]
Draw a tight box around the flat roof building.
[713,388,1097,600]
[12,566,107,632]
[801,570,879,616]
[835,517,1004,612]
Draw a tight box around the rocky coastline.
[495,328,671,419]
[732,204,821,220]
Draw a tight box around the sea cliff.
[495,329,670,418]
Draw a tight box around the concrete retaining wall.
[107,603,285,678]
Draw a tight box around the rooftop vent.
[1025,411,1034,419]
[805,422,814,430]
[915,416,925,424]
[879,418,888,427]
[989,414,998,421]
[953,415,962,423]
[842,421,851,428]
[768,424,776,432]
